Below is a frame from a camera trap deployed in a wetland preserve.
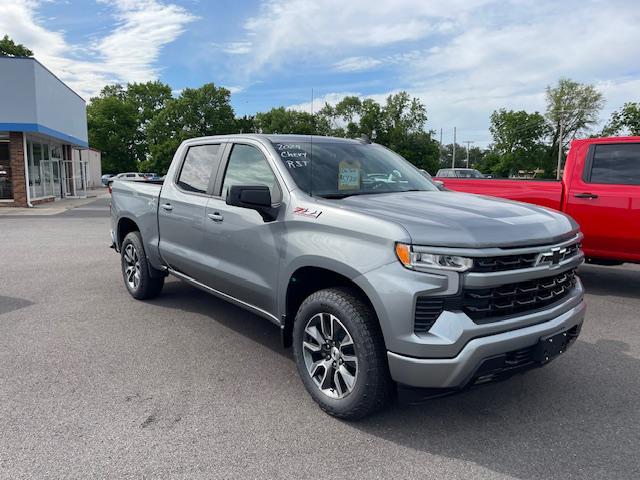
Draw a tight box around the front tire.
[292,287,392,420]
[120,231,164,300]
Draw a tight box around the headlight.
[395,243,473,272]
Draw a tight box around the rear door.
[200,141,284,317]
[158,142,224,280]
[564,142,640,261]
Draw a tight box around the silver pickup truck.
[110,134,585,419]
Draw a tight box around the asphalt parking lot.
[1,197,639,479]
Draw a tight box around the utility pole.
[439,128,443,163]
[452,127,457,168]
[464,140,474,168]
[556,115,564,180]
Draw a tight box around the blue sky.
[2,0,639,146]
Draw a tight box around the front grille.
[414,297,444,334]
[472,346,536,385]
[463,269,577,322]
[471,242,581,273]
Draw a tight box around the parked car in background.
[419,169,445,189]
[101,174,115,186]
[107,172,159,188]
[109,134,585,419]
[435,136,640,266]
[436,168,488,178]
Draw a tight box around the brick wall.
[9,132,28,207]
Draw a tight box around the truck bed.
[110,179,163,263]
[436,178,563,210]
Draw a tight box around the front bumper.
[387,297,585,388]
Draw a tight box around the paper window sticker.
[338,160,361,190]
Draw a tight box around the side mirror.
[433,180,445,190]
[226,185,279,222]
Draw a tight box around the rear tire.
[292,287,393,420]
[120,231,164,300]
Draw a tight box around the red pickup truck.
[435,136,640,265]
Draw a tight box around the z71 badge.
[292,207,322,219]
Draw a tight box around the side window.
[177,144,221,194]
[589,143,640,185]
[221,144,280,202]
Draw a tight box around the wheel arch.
[280,263,382,349]
[116,216,140,250]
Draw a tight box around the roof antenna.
[359,133,371,144]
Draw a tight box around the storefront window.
[27,139,64,199]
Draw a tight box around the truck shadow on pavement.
[145,279,292,360]
[145,277,639,480]
[578,264,640,299]
[0,295,34,315]
[354,337,640,480]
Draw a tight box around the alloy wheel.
[123,243,141,290]
[302,312,358,399]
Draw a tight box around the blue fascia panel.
[0,122,89,148]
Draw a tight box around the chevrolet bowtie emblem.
[536,247,567,267]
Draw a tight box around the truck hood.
[334,191,578,248]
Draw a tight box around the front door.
[202,143,283,316]
[565,142,640,261]
[50,145,63,198]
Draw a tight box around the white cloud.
[0,0,196,99]
[333,51,422,72]
[244,0,640,146]
[333,57,383,72]
[288,91,360,113]
[221,41,253,55]
[238,0,491,72]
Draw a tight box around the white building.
[0,56,101,207]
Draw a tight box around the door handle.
[574,193,598,199]
[161,203,173,211]
[207,212,224,222]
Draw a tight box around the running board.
[167,268,280,325]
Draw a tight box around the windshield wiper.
[320,189,427,199]
[318,192,369,199]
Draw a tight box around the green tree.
[602,102,640,136]
[487,109,552,176]
[0,35,33,57]
[439,143,469,170]
[87,81,172,173]
[318,92,438,171]
[146,83,236,172]
[87,95,138,173]
[254,107,330,135]
[235,115,257,133]
[546,78,604,169]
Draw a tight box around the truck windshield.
[271,141,438,198]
